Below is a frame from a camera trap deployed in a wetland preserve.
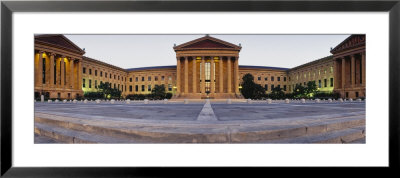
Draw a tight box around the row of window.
[293,78,334,89]
[263,84,287,91]
[82,79,126,92]
[291,67,333,81]
[257,76,286,82]
[82,78,173,92]
[129,76,172,82]
[129,84,173,92]
[83,67,125,81]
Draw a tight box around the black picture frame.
[1,0,399,177]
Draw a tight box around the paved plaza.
[34,99,366,143]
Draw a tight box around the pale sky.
[65,34,349,69]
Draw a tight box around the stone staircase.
[34,112,365,144]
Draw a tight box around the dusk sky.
[65,34,350,69]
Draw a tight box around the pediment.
[35,34,85,54]
[330,35,365,54]
[174,35,241,51]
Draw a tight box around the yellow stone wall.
[239,67,289,94]
[287,56,335,93]
[126,67,177,95]
[81,57,128,97]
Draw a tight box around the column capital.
[39,51,45,54]
[49,52,56,56]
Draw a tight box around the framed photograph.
[1,0,399,177]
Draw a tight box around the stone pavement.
[34,99,366,143]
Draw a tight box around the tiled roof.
[83,56,126,71]
[288,55,333,71]
[239,65,289,71]
[126,65,176,71]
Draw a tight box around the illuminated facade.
[34,34,366,100]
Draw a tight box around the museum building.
[34,34,366,99]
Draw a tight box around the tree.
[240,73,266,99]
[151,84,166,99]
[305,81,318,97]
[292,84,306,98]
[270,86,285,99]
[98,82,121,99]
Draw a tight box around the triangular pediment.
[174,35,241,51]
[330,35,365,54]
[35,34,85,54]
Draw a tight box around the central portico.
[173,35,242,99]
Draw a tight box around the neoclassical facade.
[173,35,241,99]
[331,35,366,99]
[34,35,84,99]
[34,34,366,100]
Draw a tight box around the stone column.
[192,57,197,93]
[227,57,232,93]
[37,51,44,86]
[176,57,181,93]
[234,57,239,93]
[361,52,366,87]
[78,59,82,90]
[210,56,215,94]
[351,54,355,87]
[69,58,75,89]
[184,56,189,94]
[333,59,337,89]
[341,57,346,90]
[219,56,223,93]
[201,56,205,94]
[50,53,55,87]
[61,56,65,89]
